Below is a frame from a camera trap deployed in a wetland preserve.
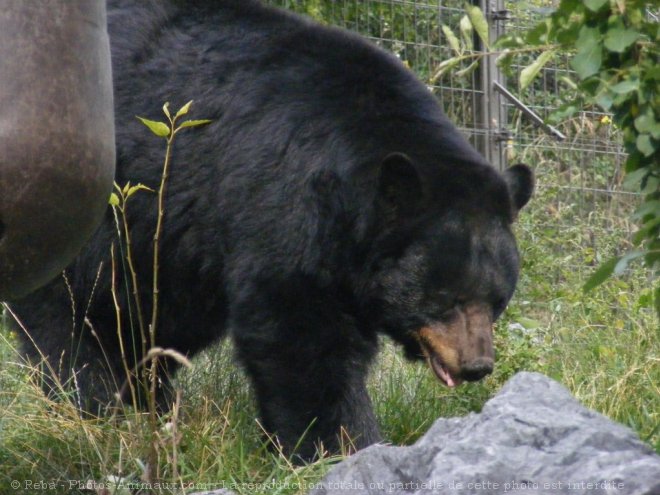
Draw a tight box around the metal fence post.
[475,0,508,171]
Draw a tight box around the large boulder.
[311,372,660,494]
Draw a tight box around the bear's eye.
[454,296,468,306]
[434,290,455,307]
[439,308,458,322]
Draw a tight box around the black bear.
[8,0,533,460]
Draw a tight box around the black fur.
[9,0,533,460]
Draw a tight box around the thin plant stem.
[110,243,138,410]
[120,206,148,362]
[146,132,174,483]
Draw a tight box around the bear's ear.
[504,163,534,212]
[377,152,423,218]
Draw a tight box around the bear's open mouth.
[428,353,457,387]
[426,351,462,388]
[416,334,463,388]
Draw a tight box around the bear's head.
[359,152,534,387]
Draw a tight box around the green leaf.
[442,25,461,55]
[454,59,481,78]
[126,183,154,199]
[162,102,171,120]
[583,256,619,292]
[109,192,120,206]
[175,100,194,119]
[495,49,514,72]
[623,167,648,191]
[632,200,660,221]
[570,26,602,80]
[459,15,473,51]
[548,102,579,124]
[614,251,646,276]
[647,248,660,270]
[520,50,555,90]
[640,174,660,196]
[494,33,524,50]
[177,119,212,130]
[604,27,640,53]
[559,76,578,90]
[465,4,489,49]
[634,217,660,245]
[555,20,582,46]
[610,79,639,94]
[136,116,170,137]
[517,317,541,330]
[431,57,462,81]
[634,111,660,139]
[525,20,550,45]
[646,64,660,81]
[584,0,608,12]
[594,89,614,111]
[636,133,655,157]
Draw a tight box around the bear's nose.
[461,358,494,382]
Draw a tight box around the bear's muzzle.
[415,302,494,387]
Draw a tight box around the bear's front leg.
[230,285,381,461]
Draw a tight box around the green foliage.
[465,3,490,49]
[570,26,603,79]
[136,116,170,138]
[499,0,659,314]
[137,101,212,141]
[431,5,486,82]
[520,50,556,90]
[109,182,153,208]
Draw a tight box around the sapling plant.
[109,100,210,482]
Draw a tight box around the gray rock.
[311,372,660,495]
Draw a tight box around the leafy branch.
[138,100,210,481]
[110,181,154,363]
[431,2,559,90]
[109,100,210,482]
[137,101,212,358]
[431,2,491,81]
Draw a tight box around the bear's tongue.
[429,354,456,388]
